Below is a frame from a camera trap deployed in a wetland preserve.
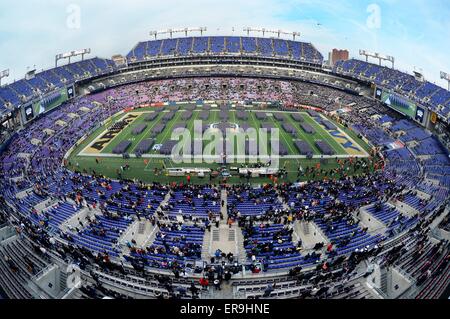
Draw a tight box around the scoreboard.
[67,85,75,99]
[24,105,34,121]
[374,86,429,126]
[21,85,77,124]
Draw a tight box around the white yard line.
[128,113,162,154]
[318,113,369,157]
[158,112,183,143]
[303,112,344,155]
[77,153,369,159]
[285,113,320,155]
[268,114,296,155]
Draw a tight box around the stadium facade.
[0,35,449,300]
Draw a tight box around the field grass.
[68,104,372,184]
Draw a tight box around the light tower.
[243,27,300,40]
[359,50,395,68]
[441,71,450,91]
[0,69,9,86]
[55,49,91,67]
[149,27,207,39]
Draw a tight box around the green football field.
[67,104,373,184]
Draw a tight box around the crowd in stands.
[0,75,449,299]
[334,59,450,120]
[0,58,116,112]
[127,36,323,65]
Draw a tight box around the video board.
[381,91,417,119]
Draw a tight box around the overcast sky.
[0,0,449,87]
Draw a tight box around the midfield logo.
[170,120,280,168]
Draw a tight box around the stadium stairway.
[60,206,97,233]
[24,194,56,214]
[331,280,378,299]
[414,190,433,201]
[118,219,158,251]
[88,266,206,299]
[236,268,380,299]
[36,200,59,214]
[206,225,240,260]
[203,189,241,260]
[358,205,388,234]
[391,198,420,218]
[0,236,52,299]
[118,193,172,252]
[294,220,329,250]
[235,228,248,265]
[429,205,450,234]
[396,239,450,299]
[201,228,213,261]
[15,187,35,200]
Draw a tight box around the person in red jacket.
[199,277,209,290]
[327,243,333,252]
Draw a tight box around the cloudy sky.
[0,0,449,87]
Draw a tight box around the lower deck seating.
[315,218,384,255]
[243,224,318,270]
[398,193,439,214]
[165,188,220,220]
[29,201,80,231]
[0,239,49,299]
[366,203,399,224]
[228,188,282,217]
[130,224,205,269]
[17,192,48,215]
[366,203,418,236]
[68,215,132,257]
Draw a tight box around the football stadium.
[0,2,449,307]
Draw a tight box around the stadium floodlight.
[359,49,394,68]
[244,27,299,40]
[441,71,450,90]
[149,31,158,40]
[0,69,9,86]
[265,29,290,38]
[55,48,91,67]
[150,27,207,39]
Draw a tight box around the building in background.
[329,49,349,66]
